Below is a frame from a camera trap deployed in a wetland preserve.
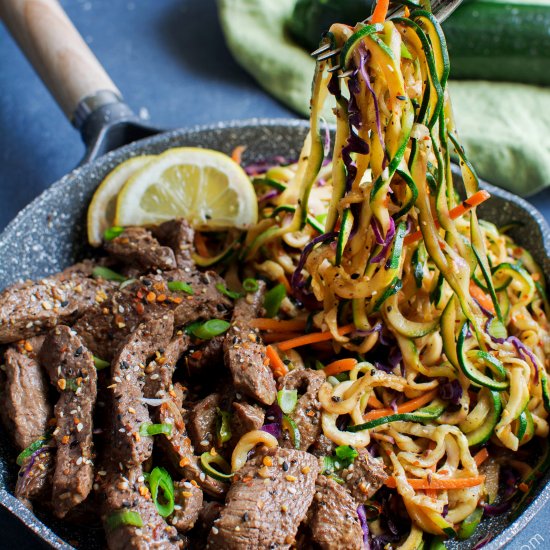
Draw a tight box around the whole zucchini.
[288,0,550,85]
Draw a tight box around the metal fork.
[312,0,463,62]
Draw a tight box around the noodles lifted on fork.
[242,1,550,540]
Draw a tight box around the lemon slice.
[87,155,155,246]
[114,147,258,230]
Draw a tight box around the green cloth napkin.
[218,0,550,196]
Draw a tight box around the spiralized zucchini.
[244,1,550,544]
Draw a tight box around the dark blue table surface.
[1,0,550,548]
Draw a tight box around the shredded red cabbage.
[508,336,540,383]
[20,446,52,479]
[291,232,338,289]
[262,403,283,439]
[439,379,463,405]
[353,322,383,338]
[258,189,281,204]
[359,47,384,148]
[472,533,494,550]
[356,505,370,549]
[261,423,282,439]
[370,218,396,264]
[244,155,295,176]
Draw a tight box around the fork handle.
[0,0,121,122]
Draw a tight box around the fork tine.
[316,47,342,61]
[327,65,341,73]
[310,43,331,57]
[338,70,355,79]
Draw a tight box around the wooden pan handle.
[0,0,121,121]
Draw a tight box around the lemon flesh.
[87,155,155,246]
[114,148,257,231]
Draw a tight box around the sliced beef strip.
[15,446,55,510]
[152,219,195,269]
[1,336,52,450]
[143,333,189,399]
[310,434,336,458]
[108,313,174,468]
[188,393,222,453]
[280,369,325,452]
[156,397,225,499]
[223,283,276,406]
[100,466,180,550]
[73,269,232,361]
[341,449,388,504]
[230,401,265,446]
[207,447,319,549]
[40,326,97,518]
[104,226,177,271]
[169,481,203,533]
[0,264,115,344]
[184,335,224,378]
[305,475,364,550]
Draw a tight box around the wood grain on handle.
[0,0,121,120]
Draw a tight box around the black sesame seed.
[282,461,289,471]
[74,346,83,357]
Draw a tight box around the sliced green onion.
[167,281,193,294]
[264,284,286,318]
[139,422,173,437]
[215,283,242,300]
[93,355,110,370]
[105,510,143,531]
[16,434,51,466]
[65,378,79,392]
[149,467,175,517]
[243,278,259,293]
[103,226,125,241]
[486,318,507,340]
[335,445,358,463]
[191,319,231,340]
[200,451,234,482]
[92,266,126,283]
[216,408,232,447]
[282,414,301,450]
[277,389,298,415]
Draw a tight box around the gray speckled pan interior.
[0,119,549,549]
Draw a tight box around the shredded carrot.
[363,389,439,422]
[262,331,301,344]
[251,318,307,332]
[276,324,355,351]
[324,358,358,376]
[404,190,491,246]
[473,448,490,468]
[371,0,390,23]
[231,145,246,164]
[518,482,530,493]
[278,274,292,293]
[469,280,496,315]
[194,232,210,258]
[266,345,288,377]
[367,395,385,409]
[385,475,485,490]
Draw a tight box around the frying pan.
[0,1,549,549]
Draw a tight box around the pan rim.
[1,117,549,550]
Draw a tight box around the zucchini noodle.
[243,1,550,545]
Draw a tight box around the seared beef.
[230,402,265,445]
[104,227,177,271]
[100,466,180,550]
[15,446,55,509]
[280,369,325,451]
[73,269,231,361]
[156,397,225,499]
[188,393,222,453]
[306,475,363,550]
[1,337,51,450]
[342,450,388,503]
[207,447,319,549]
[310,434,336,458]
[185,336,224,378]
[152,219,195,268]
[143,333,189,399]
[40,326,97,518]
[223,284,276,406]
[0,264,114,344]
[108,313,174,468]
[170,481,203,532]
